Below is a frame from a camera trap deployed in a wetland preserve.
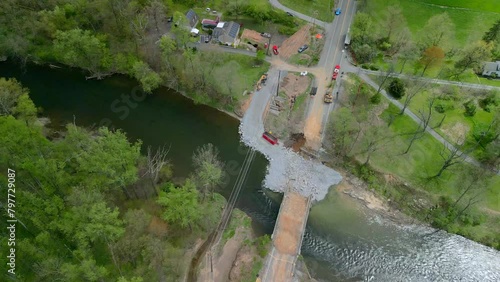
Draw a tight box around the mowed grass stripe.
[367,0,499,45]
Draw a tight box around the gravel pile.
[239,70,342,202]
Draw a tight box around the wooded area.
[0,77,234,280]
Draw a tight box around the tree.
[463,100,477,117]
[483,19,500,43]
[66,126,142,194]
[157,180,202,229]
[351,12,374,44]
[453,41,493,76]
[388,78,405,99]
[434,143,466,178]
[419,46,445,76]
[255,50,266,65]
[329,107,361,156]
[192,143,225,199]
[399,79,428,115]
[396,41,418,73]
[131,61,162,93]
[375,63,395,95]
[0,77,28,116]
[227,0,246,20]
[53,29,112,78]
[359,124,391,165]
[384,5,405,40]
[419,13,455,50]
[403,96,436,154]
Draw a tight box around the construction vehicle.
[262,131,278,145]
[256,73,268,91]
[324,92,333,103]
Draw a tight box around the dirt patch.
[229,243,258,281]
[239,94,253,117]
[241,29,269,45]
[281,73,310,99]
[288,133,306,152]
[441,122,470,144]
[278,25,312,60]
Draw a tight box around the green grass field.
[366,0,499,46]
[279,0,335,22]
[419,0,500,14]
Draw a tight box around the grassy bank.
[326,74,500,249]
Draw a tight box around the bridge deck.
[261,191,311,282]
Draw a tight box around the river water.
[1,61,499,281]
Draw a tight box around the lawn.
[279,0,335,22]
[418,0,500,14]
[366,0,499,46]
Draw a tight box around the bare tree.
[403,96,436,154]
[399,78,428,115]
[434,141,466,178]
[144,145,171,196]
[375,62,396,95]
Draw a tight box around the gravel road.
[239,67,342,201]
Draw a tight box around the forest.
[0,77,238,281]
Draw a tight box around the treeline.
[0,77,228,281]
[350,5,500,78]
[0,0,265,110]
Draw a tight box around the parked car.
[332,65,340,80]
[335,8,341,15]
[261,32,271,38]
[272,45,279,55]
[286,11,294,16]
[298,44,309,53]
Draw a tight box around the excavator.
[324,91,333,103]
[256,73,268,91]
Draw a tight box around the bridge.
[260,190,312,281]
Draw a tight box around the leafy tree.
[370,92,381,104]
[419,46,445,76]
[157,180,202,229]
[419,13,455,50]
[192,143,225,199]
[172,11,191,50]
[53,29,112,77]
[0,77,28,116]
[463,100,477,117]
[65,126,142,193]
[483,19,500,43]
[454,41,493,76]
[255,50,266,65]
[388,78,405,99]
[132,61,162,93]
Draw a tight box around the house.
[185,9,199,28]
[482,61,500,77]
[201,16,220,29]
[212,21,241,46]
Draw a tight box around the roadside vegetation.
[351,0,500,85]
[279,0,335,22]
[0,78,257,281]
[326,74,500,250]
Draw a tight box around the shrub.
[388,78,405,99]
[278,26,297,35]
[369,65,379,71]
[434,101,454,113]
[478,92,499,112]
[463,100,477,116]
[370,92,381,104]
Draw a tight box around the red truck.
[262,131,278,145]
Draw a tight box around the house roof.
[213,21,240,43]
[483,61,500,72]
[185,9,198,27]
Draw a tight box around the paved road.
[361,69,500,91]
[302,0,356,150]
[268,0,328,27]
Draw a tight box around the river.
[1,61,499,282]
